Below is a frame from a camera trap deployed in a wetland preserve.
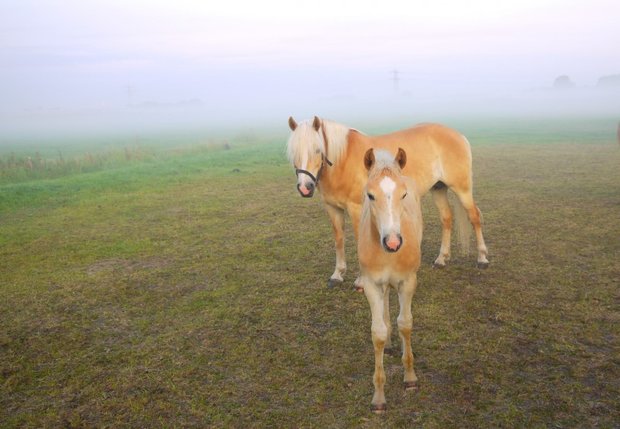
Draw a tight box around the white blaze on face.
[380,176,396,196]
[379,176,397,233]
[297,151,309,183]
[300,151,308,173]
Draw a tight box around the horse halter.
[294,124,333,186]
[295,154,333,185]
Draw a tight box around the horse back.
[321,123,473,207]
[370,124,473,192]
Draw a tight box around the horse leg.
[431,186,452,268]
[324,204,347,288]
[347,203,365,293]
[364,281,388,413]
[383,287,392,350]
[454,189,489,268]
[397,275,418,391]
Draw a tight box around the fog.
[1,0,619,141]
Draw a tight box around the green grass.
[0,131,246,184]
[1,119,619,427]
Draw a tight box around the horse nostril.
[307,182,315,191]
[383,235,402,252]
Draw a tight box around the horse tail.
[452,193,471,256]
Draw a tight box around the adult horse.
[286,116,488,288]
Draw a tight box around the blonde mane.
[321,119,353,164]
[286,118,352,167]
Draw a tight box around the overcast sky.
[1,0,619,136]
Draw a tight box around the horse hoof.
[432,262,446,269]
[477,261,490,269]
[327,279,342,289]
[371,403,387,414]
[404,381,419,391]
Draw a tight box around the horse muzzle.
[382,234,403,253]
[297,181,315,198]
[295,167,321,198]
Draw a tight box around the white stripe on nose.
[379,176,397,231]
[297,153,309,183]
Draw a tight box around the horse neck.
[322,127,370,180]
[317,132,374,207]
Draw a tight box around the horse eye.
[367,193,375,201]
[402,192,408,200]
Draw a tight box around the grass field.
[1,118,619,428]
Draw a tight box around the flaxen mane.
[286,119,352,167]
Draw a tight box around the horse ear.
[364,149,375,171]
[288,116,297,131]
[312,116,321,131]
[396,147,407,169]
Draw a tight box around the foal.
[358,148,422,413]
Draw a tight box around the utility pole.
[125,84,134,106]
[391,69,400,93]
